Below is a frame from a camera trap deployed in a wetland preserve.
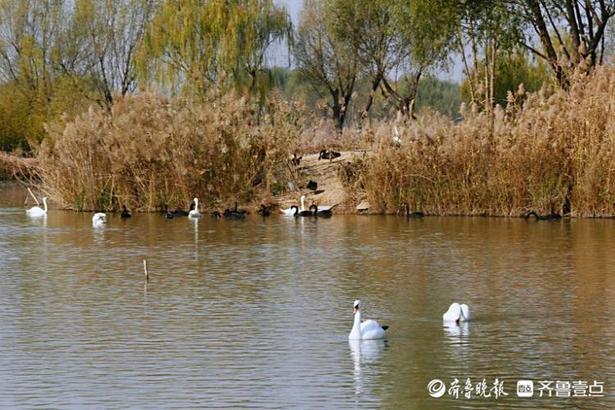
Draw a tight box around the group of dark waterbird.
[25,194,565,224]
[288,204,333,217]
[160,199,267,220]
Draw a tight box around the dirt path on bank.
[274,150,370,215]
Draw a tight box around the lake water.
[1,183,614,408]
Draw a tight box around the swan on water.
[92,212,107,227]
[310,203,337,215]
[349,300,388,340]
[121,205,131,218]
[26,196,48,217]
[257,204,271,217]
[188,198,201,218]
[281,195,307,216]
[291,205,312,217]
[164,201,194,219]
[442,302,471,324]
[224,202,247,219]
[309,204,332,217]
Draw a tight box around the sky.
[271,0,464,83]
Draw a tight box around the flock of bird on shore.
[25,194,337,228]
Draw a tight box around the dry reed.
[37,92,303,211]
[359,66,615,217]
[34,66,615,217]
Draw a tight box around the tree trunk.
[405,69,422,119]
[360,73,383,122]
[526,0,570,88]
[330,89,345,131]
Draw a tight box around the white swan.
[280,195,306,216]
[188,197,201,218]
[349,300,388,340]
[92,212,106,227]
[442,302,471,323]
[26,196,48,217]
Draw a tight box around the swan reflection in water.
[443,321,470,338]
[349,339,386,399]
[191,216,199,259]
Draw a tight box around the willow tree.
[0,1,64,102]
[0,0,68,146]
[54,0,156,109]
[383,0,459,119]
[138,0,290,96]
[328,0,457,121]
[293,0,359,130]
[453,1,615,89]
[330,0,407,120]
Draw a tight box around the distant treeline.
[1,0,614,152]
[1,1,614,216]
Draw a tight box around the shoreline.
[3,178,614,219]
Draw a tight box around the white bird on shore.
[188,197,201,218]
[442,302,471,323]
[92,212,106,227]
[349,300,389,340]
[392,125,401,146]
[281,195,306,216]
[26,196,48,217]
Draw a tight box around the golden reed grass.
[34,66,614,217]
[37,92,302,211]
[359,65,615,217]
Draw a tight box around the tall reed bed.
[361,66,615,217]
[37,93,302,211]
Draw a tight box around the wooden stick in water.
[143,259,149,283]
[27,187,39,205]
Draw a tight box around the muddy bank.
[275,150,369,215]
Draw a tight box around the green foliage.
[138,0,290,97]
[391,0,459,66]
[293,0,359,129]
[0,83,37,152]
[461,52,551,107]
[416,76,462,119]
[0,77,90,152]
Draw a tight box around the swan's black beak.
[353,306,358,314]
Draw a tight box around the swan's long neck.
[350,310,362,339]
[194,198,199,211]
[43,198,47,212]
[300,196,305,211]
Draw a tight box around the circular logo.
[427,379,446,398]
